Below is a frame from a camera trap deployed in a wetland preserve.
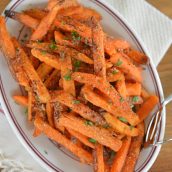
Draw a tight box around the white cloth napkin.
[0,0,172,171]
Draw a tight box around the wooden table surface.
[0,0,172,171]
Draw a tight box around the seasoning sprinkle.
[118,117,128,123]
[88,138,97,144]
[72,100,80,104]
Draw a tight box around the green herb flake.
[85,120,94,126]
[120,97,124,102]
[130,125,134,130]
[118,117,128,123]
[71,31,81,41]
[41,50,47,55]
[112,70,118,75]
[72,100,80,104]
[49,42,57,50]
[88,138,97,144]
[64,74,71,81]
[74,60,81,71]
[103,123,110,129]
[115,59,123,66]
[132,96,139,103]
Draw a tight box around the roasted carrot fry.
[33,127,42,137]
[5,10,39,29]
[106,60,113,69]
[125,49,149,65]
[72,72,139,126]
[24,8,46,20]
[91,17,106,78]
[29,54,40,69]
[27,42,93,64]
[58,114,122,151]
[60,54,76,96]
[37,63,53,81]
[31,49,61,70]
[12,39,50,103]
[28,91,33,121]
[13,95,28,107]
[110,53,142,83]
[50,90,106,125]
[111,137,131,172]
[34,115,93,164]
[115,75,127,98]
[106,67,123,82]
[104,113,139,137]
[122,123,144,172]
[137,95,159,122]
[67,128,95,149]
[141,87,150,100]
[126,82,141,96]
[93,144,104,172]
[30,5,59,40]
[46,102,54,127]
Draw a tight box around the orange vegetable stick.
[46,102,54,127]
[31,49,61,70]
[34,116,93,164]
[106,67,123,82]
[67,128,95,149]
[27,42,93,64]
[125,49,149,65]
[93,144,104,172]
[33,127,42,137]
[58,114,122,151]
[122,123,144,172]
[91,17,106,79]
[115,75,127,98]
[28,91,33,121]
[13,95,28,107]
[4,10,39,29]
[104,113,139,137]
[36,63,53,81]
[30,5,59,40]
[72,72,139,126]
[24,8,46,20]
[141,87,150,100]
[126,82,142,96]
[110,53,142,83]
[50,90,106,125]
[61,54,76,96]
[58,6,83,16]
[137,95,159,122]
[111,137,131,172]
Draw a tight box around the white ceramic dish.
[0,0,165,172]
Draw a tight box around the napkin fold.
[0,0,172,172]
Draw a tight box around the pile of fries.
[0,0,159,171]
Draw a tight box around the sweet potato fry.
[33,127,42,137]
[31,5,60,40]
[50,90,106,125]
[141,87,150,100]
[125,49,149,65]
[110,53,142,83]
[12,40,50,103]
[91,17,106,78]
[67,128,95,149]
[13,95,28,107]
[24,8,46,20]
[137,95,159,122]
[37,63,53,81]
[27,42,93,64]
[28,91,33,121]
[58,114,122,151]
[104,113,139,137]
[34,116,93,164]
[72,72,139,126]
[60,54,76,96]
[126,82,141,96]
[31,49,61,70]
[111,137,131,172]
[122,123,144,172]
[5,10,39,29]
[93,144,104,172]
[46,102,54,127]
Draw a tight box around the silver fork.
[144,94,172,147]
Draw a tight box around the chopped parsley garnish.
[132,96,139,102]
[85,120,94,126]
[71,31,81,41]
[115,59,123,66]
[103,123,110,129]
[88,138,97,144]
[112,70,118,75]
[120,97,124,102]
[63,70,72,81]
[74,60,81,71]
[72,100,80,104]
[118,117,128,123]
[41,50,47,55]
[49,41,57,50]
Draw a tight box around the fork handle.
[151,138,172,146]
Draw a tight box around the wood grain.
[0,0,172,171]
